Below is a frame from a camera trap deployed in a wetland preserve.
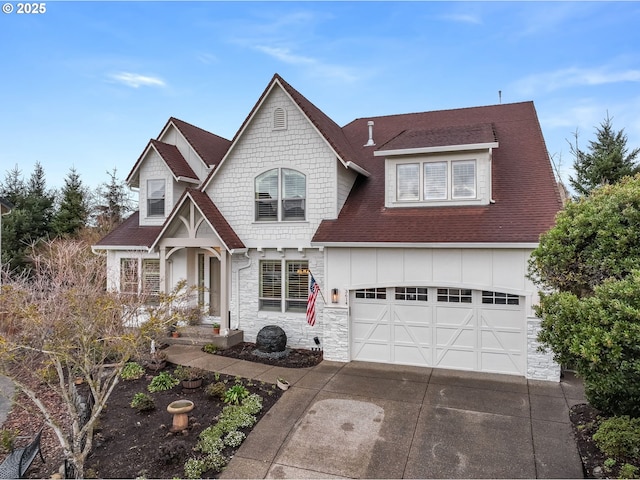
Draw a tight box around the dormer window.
[147,179,165,216]
[255,168,305,221]
[396,159,477,203]
[273,107,287,130]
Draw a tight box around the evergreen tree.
[569,114,640,197]
[93,168,133,232]
[52,167,89,236]
[0,163,55,271]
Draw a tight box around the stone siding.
[526,316,561,381]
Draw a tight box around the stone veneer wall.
[321,306,349,362]
[526,316,561,381]
[230,249,325,351]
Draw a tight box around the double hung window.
[147,179,166,216]
[119,258,160,303]
[255,168,306,221]
[259,260,308,312]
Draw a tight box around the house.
[94,74,563,381]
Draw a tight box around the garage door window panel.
[482,290,520,305]
[437,288,472,303]
[355,288,386,300]
[395,287,428,301]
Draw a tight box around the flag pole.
[304,268,326,303]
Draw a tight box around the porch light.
[331,288,339,303]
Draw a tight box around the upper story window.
[255,168,306,222]
[397,160,476,203]
[273,107,287,130]
[147,179,165,216]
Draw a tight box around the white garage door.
[350,287,525,375]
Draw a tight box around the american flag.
[306,274,320,326]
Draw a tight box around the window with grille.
[142,259,160,302]
[482,291,520,305]
[147,179,165,216]
[273,107,287,130]
[259,260,309,312]
[355,288,387,299]
[286,261,307,312]
[259,261,281,311]
[120,258,138,294]
[395,287,428,301]
[255,168,305,221]
[437,288,472,303]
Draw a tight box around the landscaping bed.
[571,403,640,479]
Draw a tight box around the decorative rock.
[256,325,287,353]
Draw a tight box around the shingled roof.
[312,102,562,244]
[169,118,231,167]
[187,189,245,251]
[94,212,162,248]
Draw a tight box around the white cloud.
[253,44,358,83]
[514,66,640,96]
[109,72,166,88]
[440,13,482,25]
[254,45,314,66]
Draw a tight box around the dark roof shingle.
[313,102,561,244]
[94,212,162,248]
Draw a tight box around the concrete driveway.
[165,345,586,479]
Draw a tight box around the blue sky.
[1,1,639,192]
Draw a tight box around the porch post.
[159,246,167,293]
[220,250,229,331]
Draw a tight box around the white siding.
[159,124,210,182]
[337,162,358,213]
[139,151,173,226]
[385,150,492,208]
[326,247,537,313]
[230,248,325,350]
[206,86,338,248]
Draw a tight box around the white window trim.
[255,168,306,222]
[147,179,166,217]
[259,259,309,313]
[394,159,477,203]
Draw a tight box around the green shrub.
[223,430,246,447]
[536,273,640,416]
[241,394,263,415]
[147,371,179,393]
[593,416,640,459]
[130,392,155,411]
[121,362,145,380]
[203,344,218,354]
[205,381,226,400]
[0,428,18,454]
[619,463,639,479]
[224,384,249,405]
[184,458,207,479]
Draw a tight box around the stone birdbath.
[167,399,194,432]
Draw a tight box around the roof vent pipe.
[364,121,375,147]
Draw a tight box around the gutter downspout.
[234,251,252,330]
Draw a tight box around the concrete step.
[165,327,244,349]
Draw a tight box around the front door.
[197,252,221,317]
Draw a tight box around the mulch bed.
[1,343,321,479]
[570,403,640,479]
[214,342,323,368]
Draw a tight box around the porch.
[164,325,244,349]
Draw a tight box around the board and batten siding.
[326,247,534,303]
